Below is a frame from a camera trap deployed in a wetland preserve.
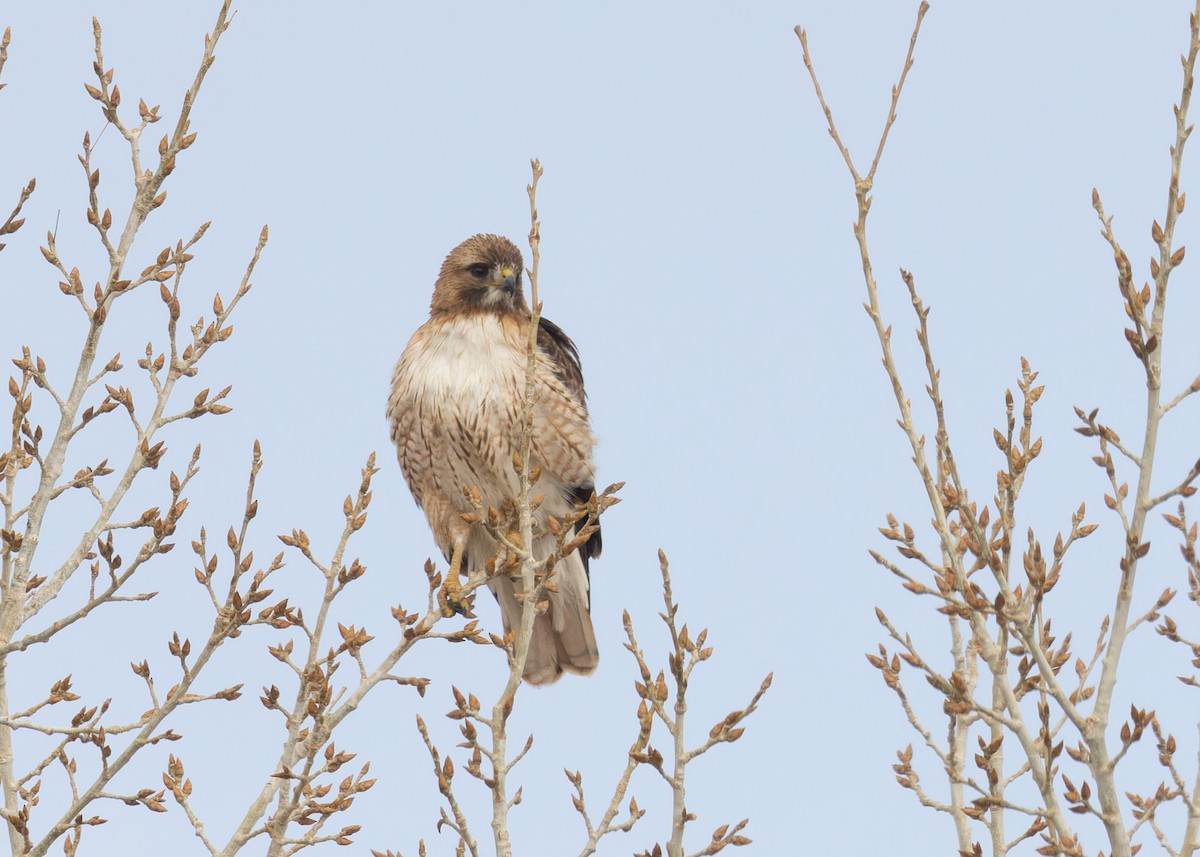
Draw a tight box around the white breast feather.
[407,315,523,408]
[390,313,585,524]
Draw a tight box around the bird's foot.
[438,542,469,618]
[437,577,470,618]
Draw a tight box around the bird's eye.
[466,263,490,278]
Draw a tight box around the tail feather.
[489,548,598,686]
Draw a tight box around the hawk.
[387,234,601,685]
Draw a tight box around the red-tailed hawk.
[387,234,600,685]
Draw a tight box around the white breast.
[406,315,523,402]
[388,312,590,530]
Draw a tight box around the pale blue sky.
[1,1,1198,854]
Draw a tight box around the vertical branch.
[1093,0,1200,712]
[866,3,929,183]
[946,618,974,855]
[794,7,956,576]
[0,662,19,855]
[623,553,769,856]
[486,157,547,857]
[987,643,1006,856]
[797,4,1078,853]
[0,30,241,849]
[0,7,281,855]
[526,159,543,310]
[1084,7,1200,855]
[6,1,233,623]
[803,4,1200,857]
[664,562,687,857]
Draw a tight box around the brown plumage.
[387,234,601,685]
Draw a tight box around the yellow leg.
[438,540,467,618]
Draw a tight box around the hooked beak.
[490,265,518,295]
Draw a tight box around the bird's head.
[430,234,526,316]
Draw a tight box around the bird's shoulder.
[536,316,587,408]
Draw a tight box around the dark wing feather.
[538,317,602,566]
[568,484,602,562]
[537,317,586,407]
